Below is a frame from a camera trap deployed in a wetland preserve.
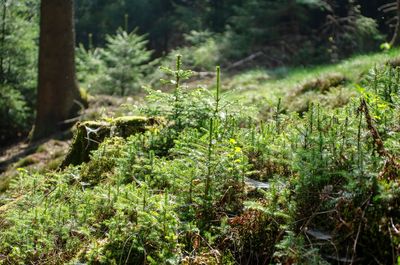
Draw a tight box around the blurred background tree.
[0,0,38,144]
[73,0,388,64]
[32,0,84,140]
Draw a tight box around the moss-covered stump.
[61,116,163,168]
[283,73,349,113]
[295,73,347,95]
[387,56,400,68]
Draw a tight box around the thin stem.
[175,54,181,91]
[124,13,129,32]
[215,66,221,115]
[88,33,93,50]
[205,118,213,200]
[174,55,182,129]
[275,98,281,134]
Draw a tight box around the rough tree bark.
[0,0,7,81]
[391,0,400,46]
[32,0,83,140]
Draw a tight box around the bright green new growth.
[205,65,222,203]
[76,29,154,96]
[1,56,400,264]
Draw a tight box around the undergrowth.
[0,57,400,264]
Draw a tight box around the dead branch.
[226,51,263,71]
[358,99,400,180]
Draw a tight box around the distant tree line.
[75,0,397,62]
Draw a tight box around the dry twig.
[358,99,400,180]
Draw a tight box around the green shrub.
[276,66,400,264]
[0,0,38,144]
[101,29,154,96]
[76,29,155,96]
[165,31,223,71]
[75,44,107,93]
[0,85,31,144]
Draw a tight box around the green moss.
[3,52,400,264]
[80,137,126,185]
[386,56,400,68]
[111,116,156,137]
[0,175,11,193]
[79,87,90,108]
[283,73,351,113]
[229,48,400,109]
[35,144,47,153]
[295,73,347,94]
[44,156,64,171]
[13,156,38,168]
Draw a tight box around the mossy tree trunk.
[32,0,83,140]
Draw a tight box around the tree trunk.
[0,0,7,82]
[32,0,83,140]
[391,0,400,46]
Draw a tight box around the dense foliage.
[76,29,154,96]
[75,0,390,66]
[0,0,38,145]
[1,56,399,264]
[2,2,400,263]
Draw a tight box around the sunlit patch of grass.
[226,49,400,114]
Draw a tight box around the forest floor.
[1,49,400,192]
[0,95,140,191]
[1,49,400,264]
